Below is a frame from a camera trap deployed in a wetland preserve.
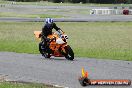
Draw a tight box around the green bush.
[71,0,81,3]
[52,0,62,3]
[3,0,132,4]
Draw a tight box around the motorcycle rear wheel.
[39,42,51,58]
[43,52,51,58]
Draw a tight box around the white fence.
[90,9,132,15]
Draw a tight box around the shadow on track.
[40,57,77,61]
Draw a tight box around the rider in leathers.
[39,18,62,56]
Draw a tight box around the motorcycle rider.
[39,18,62,56]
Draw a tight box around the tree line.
[6,0,132,4]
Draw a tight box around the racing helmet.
[45,18,54,24]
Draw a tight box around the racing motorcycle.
[34,30,74,60]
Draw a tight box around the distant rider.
[39,18,62,55]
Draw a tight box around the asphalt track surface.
[0,52,132,88]
[1,15,132,22]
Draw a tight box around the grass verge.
[0,22,132,61]
[0,81,58,88]
[0,12,64,18]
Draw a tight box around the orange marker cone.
[81,67,88,78]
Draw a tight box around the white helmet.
[45,18,54,24]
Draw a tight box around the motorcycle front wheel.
[64,45,74,60]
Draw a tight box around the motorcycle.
[34,30,74,60]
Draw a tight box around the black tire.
[43,52,51,58]
[39,42,44,55]
[64,45,74,60]
[39,42,51,58]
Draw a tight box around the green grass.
[0,81,58,88]
[0,22,132,61]
[0,12,64,18]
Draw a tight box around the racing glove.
[58,29,63,37]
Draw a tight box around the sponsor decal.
[78,68,131,86]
